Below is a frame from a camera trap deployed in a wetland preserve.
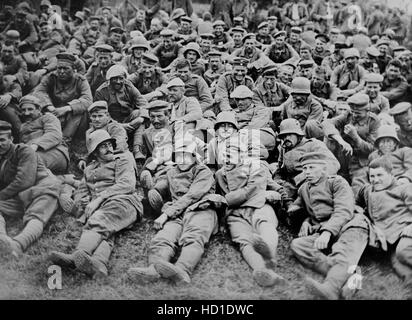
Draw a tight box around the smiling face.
[232,32,243,45]
[185,50,198,64]
[377,137,398,155]
[168,86,185,103]
[149,110,169,129]
[90,110,110,129]
[1,45,14,62]
[217,122,236,139]
[20,103,41,122]
[176,66,191,82]
[365,82,381,99]
[386,65,401,81]
[214,26,224,36]
[394,109,412,131]
[232,65,247,82]
[109,75,125,91]
[350,106,368,122]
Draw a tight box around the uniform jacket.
[235,104,272,130]
[34,73,92,116]
[310,0,334,33]
[330,64,366,91]
[368,148,412,182]
[253,81,290,109]
[367,94,390,115]
[265,42,300,65]
[86,62,115,96]
[230,47,272,70]
[129,68,167,95]
[170,96,203,126]
[1,56,28,86]
[381,74,409,107]
[0,75,22,104]
[183,75,213,112]
[283,2,309,26]
[153,43,183,68]
[3,20,38,46]
[280,95,323,129]
[86,119,129,154]
[215,72,255,111]
[141,126,173,165]
[397,129,412,149]
[19,113,69,163]
[294,175,354,237]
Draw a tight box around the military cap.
[315,33,330,43]
[230,85,254,99]
[371,35,380,42]
[234,16,243,23]
[89,16,100,22]
[299,151,329,166]
[16,9,27,16]
[0,120,12,134]
[213,20,226,28]
[166,77,185,88]
[347,93,369,108]
[160,29,175,37]
[170,8,186,21]
[110,27,125,34]
[106,65,127,80]
[344,48,360,59]
[56,52,76,64]
[232,57,249,67]
[230,27,246,35]
[40,0,52,7]
[87,129,116,156]
[375,125,399,146]
[376,39,390,47]
[330,27,341,34]
[130,36,150,50]
[258,21,268,30]
[291,26,302,34]
[6,30,20,39]
[242,33,256,43]
[208,50,222,58]
[393,46,406,52]
[364,73,384,83]
[39,20,50,28]
[88,100,108,113]
[263,66,277,77]
[180,16,192,23]
[141,52,159,65]
[19,95,41,108]
[267,16,278,21]
[300,43,312,51]
[280,62,297,72]
[389,102,412,116]
[146,100,170,112]
[298,59,314,68]
[384,28,395,39]
[291,77,311,94]
[215,111,239,130]
[74,11,85,21]
[199,33,215,39]
[366,46,380,57]
[274,30,287,38]
[94,44,114,53]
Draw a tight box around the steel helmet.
[290,77,311,94]
[214,111,239,131]
[278,119,304,137]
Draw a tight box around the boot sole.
[140,171,154,190]
[253,269,286,287]
[0,236,21,259]
[74,251,108,278]
[252,235,277,270]
[154,261,191,284]
[304,277,339,300]
[148,189,164,211]
[127,268,160,283]
[48,251,75,269]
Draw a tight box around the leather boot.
[59,184,75,215]
[252,234,277,270]
[49,251,76,269]
[148,189,164,211]
[304,276,339,300]
[154,260,191,284]
[140,170,154,190]
[9,219,44,257]
[90,240,112,276]
[127,264,161,283]
[73,230,103,276]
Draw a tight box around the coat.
[253,81,290,109]
[170,96,203,128]
[85,62,115,96]
[141,126,173,165]
[215,72,255,111]
[330,64,366,91]
[381,74,409,107]
[368,148,412,182]
[280,95,324,130]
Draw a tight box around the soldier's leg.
[392,236,412,283]
[350,166,369,196]
[75,238,114,278]
[304,120,324,140]
[0,199,25,258]
[37,149,69,175]
[61,112,87,141]
[0,105,21,141]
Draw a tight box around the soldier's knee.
[290,238,304,256]
[395,246,412,265]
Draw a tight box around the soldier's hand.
[0,94,12,108]
[78,160,87,171]
[145,161,157,172]
[314,231,331,250]
[398,177,410,185]
[344,124,358,140]
[30,144,38,152]
[401,224,412,238]
[298,220,312,237]
[154,213,168,230]
[53,106,71,118]
[85,197,103,218]
[340,141,353,156]
[265,191,282,204]
[122,123,135,132]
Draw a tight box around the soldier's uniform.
[265,31,300,65]
[121,37,150,75]
[180,73,213,113]
[0,121,62,259]
[0,75,22,141]
[1,50,28,87]
[291,152,369,300]
[176,16,197,46]
[381,73,409,108]
[85,45,115,96]
[3,10,38,50]
[389,103,412,148]
[363,73,390,115]
[153,29,183,69]
[33,53,92,140]
[254,80,290,109]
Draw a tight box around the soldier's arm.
[197,77,214,112]
[323,113,347,139]
[3,77,22,103]
[182,97,203,123]
[307,100,324,122]
[131,84,148,109]
[85,65,94,84]
[163,166,215,219]
[381,80,408,102]
[352,117,378,155]
[215,74,231,111]
[380,96,390,113]
[33,74,53,108]
[68,77,93,115]
[320,177,355,237]
[30,114,63,151]
[22,21,38,46]
[248,106,272,129]
[0,147,37,201]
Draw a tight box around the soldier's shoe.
[341,273,362,300]
[304,276,339,300]
[59,193,75,214]
[252,268,286,287]
[154,261,191,284]
[0,235,23,259]
[127,265,161,283]
[140,170,154,189]
[148,189,164,211]
[49,251,76,269]
[73,250,108,278]
[251,234,276,269]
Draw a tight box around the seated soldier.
[0,63,23,141]
[85,44,115,96]
[127,139,219,284]
[389,102,412,148]
[18,95,69,175]
[381,59,409,108]
[121,36,150,74]
[203,51,226,95]
[290,152,369,300]
[1,40,29,87]
[230,85,277,151]
[33,52,93,142]
[0,120,62,259]
[49,130,142,278]
[363,73,389,115]
[215,140,286,287]
[95,64,148,160]
[356,158,412,289]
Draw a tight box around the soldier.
[228,27,246,54]
[376,39,392,74]
[290,151,369,300]
[96,27,125,54]
[274,119,340,213]
[287,27,306,55]
[18,95,69,175]
[179,42,205,77]
[175,16,197,46]
[49,130,142,278]
[265,31,300,65]
[321,38,346,75]
[311,66,338,113]
[0,41,28,87]
[310,0,334,34]
[283,0,309,33]
[199,33,215,59]
[277,63,296,87]
[267,16,280,38]
[153,29,183,69]
[280,77,324,140]
[256,22,274,46]
[94,65,148,160]
[121,37,150,75]
[312,34,331,66]
[297,60,315,80]
[204,51,225,93]
[215,57,255,112]
[323,93,380,193]
[78,101,129,171]
[2,9,38,51]
[215,140,286,287]
[230,85,277,151]
[33,52,92,142]
[0,63,22,141]
[359,46,381,74]
[125,7,147,36]
[127,139,218,284]
[381,59,409,108]
[388,102,412,148]
[330,48,366,98]
[211,20,234,52]
[144,17,163,49]
[356,157,412,288]
[86,44,115,96]
[0,120,62,259]
[363,73,389,115]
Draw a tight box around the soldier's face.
[150,110,168,129]
[151,20,162,32]
[365,82,380,99]
[90,110,110,129]
[57,62,74,82]
[111,33,122,43]
[350,107,368,121]
[168,86,184,102]
[201,39,212,51]
[379,45,388,56]
[214,26,224,36]
[268,20,277,29]
[264,75,276,88]
[0,132,12,155]
[162,37,173,48]
[291,93,309,106]
[235,97,252,111]
[86,36,97,46]
[232,33,243,45]
[312,74,325,87]
[176,66,191,82]
[90,20,100,30]
[275,36,285,46]
[142,63,154,77]
[175,151,196,171]
[132,48,145,58]
[233,66,247,82]
[181,21,190,31]
[300,67,312,80]
[300,49,311,60]
[20,104,41,122]
[377,137,397,155]
[136,10,145,21]
[209,57,220,70]
[1,45,14,61]
[96,141,114,162]
[395,110,412,131]
[98,54,111,69]
[185,51,198,64]
[259,27,269,36]
[369,167,393,191]
[110,75,125,91]
[281,133,299,149]
[336,103,350,115]
[244,39,255,52]
[386,65,401,80]
[40,25,51,36]
[303,163,327,185]
[279,69,293,85]
[290,33,299,42]
[217,123,236,139]
[315,40,325,51]
[345,56,358,69]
